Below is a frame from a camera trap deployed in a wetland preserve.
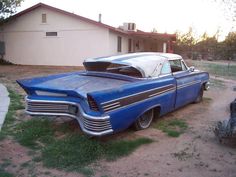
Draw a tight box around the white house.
[0,3,176,66]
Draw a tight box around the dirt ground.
[0,65,236,177]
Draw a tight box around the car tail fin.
[16,79,32,94]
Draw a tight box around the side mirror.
[189,66,195,72]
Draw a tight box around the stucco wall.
[108,31,129,55]
[1,7,111,66]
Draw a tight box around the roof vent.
[121,23,137,31]
[98,13,102,23]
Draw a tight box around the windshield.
[84,62,143,78]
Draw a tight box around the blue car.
[17,53,210,136]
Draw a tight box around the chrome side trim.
[157,73,172,78]
[148,87,175,98]
[103,104,121,111]
[104,87,176,113]
[25,111,77,118]
[101,84,175,105]
[177,80,201,90]
[26,98,77,105]
[35,90,67,97]
[102,102,120,108]
[172,70,188,75]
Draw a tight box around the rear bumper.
[25,97,113,136]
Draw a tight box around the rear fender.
[135,104,161,121]
[88,76,175,113]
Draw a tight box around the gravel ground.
[0,64,236,177]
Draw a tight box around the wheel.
[134,109,154,130]
[194,86,204,103]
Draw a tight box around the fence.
[191,60,236,81]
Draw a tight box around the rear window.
[84,62,143,78]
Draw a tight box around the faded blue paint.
[17,54,210,136]
[17,72,132,99]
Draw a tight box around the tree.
[0,0,24,20]
[174,27,197,58]
[200,32,209,42]
[224,32,236,60]
[176,27,196,47]
[195,33,218,60]
[174,28,227,60]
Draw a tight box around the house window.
[46,32,57,36]
[42,13,47,23]
[128,39,132,52]
[117,36,122,52]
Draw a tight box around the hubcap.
[138,109,154,129]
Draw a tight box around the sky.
[17,0,234,40]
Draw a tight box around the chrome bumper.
[25,97,113,136]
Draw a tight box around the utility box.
[0,41,5,55]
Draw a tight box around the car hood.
[17,72,130,98]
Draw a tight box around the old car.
[17,53,210,136]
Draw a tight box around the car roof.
[84,52,183,77]
[85,52,182,62]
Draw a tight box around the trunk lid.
[17,72,131,98]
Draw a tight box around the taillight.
[87,95,99,111]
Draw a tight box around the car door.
[151,60,176,115]
[170,59,201,109]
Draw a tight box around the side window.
[181,60,188,71]
[160,62,171,75]
[169,60,183,72]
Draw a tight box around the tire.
[134,109,154,130]
[194,86,204,103]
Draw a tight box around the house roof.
[7,3,176,40]
[128,31,176,41]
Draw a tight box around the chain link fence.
[189,59,236,81]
